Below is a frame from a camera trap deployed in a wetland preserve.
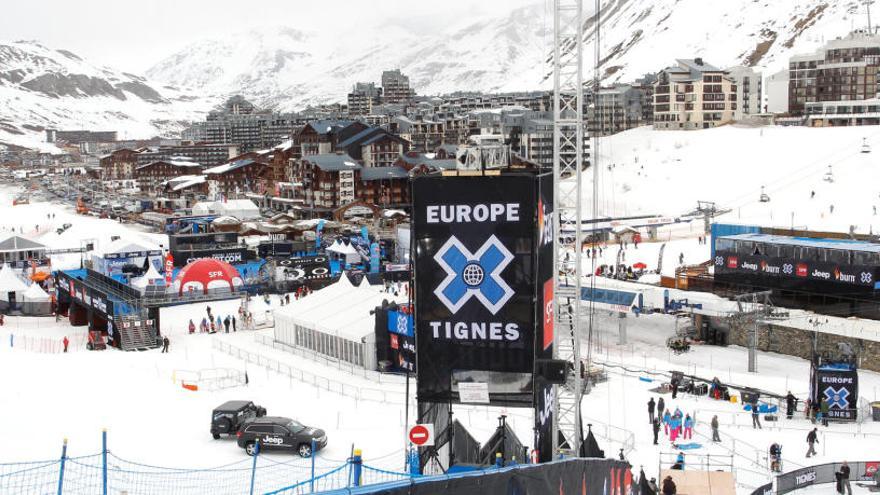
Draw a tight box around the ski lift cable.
[715,130,880,213]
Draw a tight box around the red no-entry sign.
[408,424,434,446]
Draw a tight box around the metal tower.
[551,0,585,457]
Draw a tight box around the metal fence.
[212,339,408,404]
[0,432,414,495]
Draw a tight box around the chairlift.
[862,137,872,154]
[823,165,834,183]
[759,186,770,203]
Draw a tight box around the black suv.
[236,416,327,457]
[211,401,267,439]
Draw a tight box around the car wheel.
[245,442,258,456]
[212,433,221,440]
[298,443,312,458]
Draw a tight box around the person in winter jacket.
[806,428,819,457]
[223,316,230,333]
[652,417,661,445]
[785,391,797,419]
[663,410,672,435]
[188,320,195,334]
[669,415,681,443]
[62,336,69,352]
[673,452,685,470]
[711,415,720,442]
[648,397,656,424]
[661,476,677,495]
[657,397,665,419]
[819,398,830,427]
[232,315,237,332]
[683,414,694,440]
[215,315,222,331]
[839,461,852,495]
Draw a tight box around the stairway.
[115,317,159,351]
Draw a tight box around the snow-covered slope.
[147,0,860,111]
[583,124,880,235]
[0,40,217,151]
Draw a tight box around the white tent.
[131,261,165,292]
[327,241,361,264]
[0,263,29,310]
[192,199,261,221]
[21,282,52,315]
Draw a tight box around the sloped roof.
[337,127,382,149]
[360,166,409,181]
[23,282,50,301]
[0,235,46,252]
[303,120,354,135]
[305,153,361,172]
[204,158,260,175]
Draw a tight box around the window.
[272,425,290,435]
[246,425,272,434]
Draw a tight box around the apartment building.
[653,58,737,130]
[725,65,763,120]
[347,83,383,116]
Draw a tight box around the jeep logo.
[262,436,284,445]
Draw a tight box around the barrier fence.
[0,432,415,495]
[775,460,879,494]
[212,339,408,404]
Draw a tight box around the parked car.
[210,400,267,439]
[236,416,327,457]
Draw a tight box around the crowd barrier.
[0,432,413,495]
[775,460,879,494]
[315,458,633,495]
[212,339,407,404]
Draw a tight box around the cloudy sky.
[2,0,540,72]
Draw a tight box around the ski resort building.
[789,29,880,122]
[653,58,738,130]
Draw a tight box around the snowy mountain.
[0,40,216,152]
[146,0,863,111]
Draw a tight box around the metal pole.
[56,438,68,495]
[101,429,108,495]
[249,440,260,495]
[310,439,316,493]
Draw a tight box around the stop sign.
[408,424,434,446]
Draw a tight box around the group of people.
[189,305,245,334]
[804,396,831,427]
[647,397,696,448]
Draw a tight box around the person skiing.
[161,336,170,353]
[188,319,195,334]
[683,414,694,440]
[652,416,661,445]
[785,392,797,419]
[839,461,852,495]
[661,475,677,495]
[806,427,819,457]
[711,415,720,442]
[819,398,830,427]
[223,316,230,333]
[232,315,237,332]
[648,397,656,424]
[62,336,69,353]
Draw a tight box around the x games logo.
[434,235,514,315]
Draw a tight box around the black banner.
[413,174,536,404]
[357,458,633,495]
[813,366,859,420]
[714,251,879,290]
[776,461,879,494]
[533,172,555,463]
[172,247,252,267]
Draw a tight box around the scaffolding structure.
[551,0,585,457]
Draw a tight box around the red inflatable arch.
[173,258,243,295]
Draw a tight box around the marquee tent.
[21,282,52,316]
[0,263,29,311]
[326,240,361,264]
[274,275,406,370]
[173,258,243,295]
[192,199,261,221]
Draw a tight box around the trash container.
[871,401,880,421]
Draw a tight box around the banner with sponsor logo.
[715,251,879,290]
[534,172,555,463]
[777,462,879,494]
[174,247,251,267]
[413,174,536,404]
[813,366,859,421]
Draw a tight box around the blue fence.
[0,433,415,495]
